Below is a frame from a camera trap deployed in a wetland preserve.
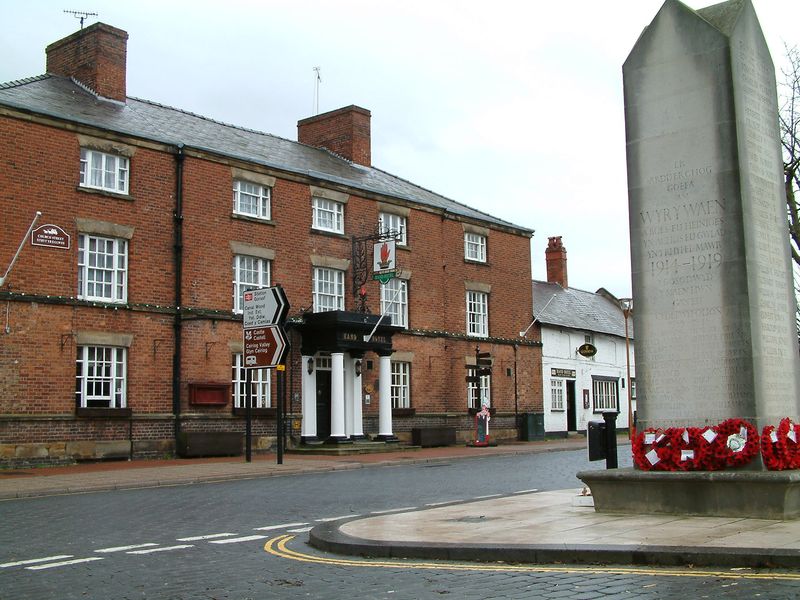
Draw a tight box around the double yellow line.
[264,535,800,581]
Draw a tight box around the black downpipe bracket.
[172,145,185,449]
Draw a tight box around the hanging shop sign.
[577,343,597,357]
[372,239,397,284]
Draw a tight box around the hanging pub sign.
[577,343,597,357]
[372,239,397,284]
[31,224,70,249]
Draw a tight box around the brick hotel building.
[0,23,542,465]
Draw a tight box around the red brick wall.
[0,110,541,464]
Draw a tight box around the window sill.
[231,213,275,226]
[310,228,348,240]
[77,297,128,306]
[76,186,133,202]
[232,407,276,418]
[550,409,566,413]
[77,407,132,418]
[464,258,488,266]
[468,407,496,416]
[392,408,416,417]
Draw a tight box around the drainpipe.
[172,145,185,448]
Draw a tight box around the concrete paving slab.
[310,489,800,568]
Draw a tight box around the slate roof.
[0,74,532,235]
[532,280,633,339]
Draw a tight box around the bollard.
[602,411,619,469]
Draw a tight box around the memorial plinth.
[579,0,800,518]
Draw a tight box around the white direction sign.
[242,287,289,329]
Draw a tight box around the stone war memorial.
[579,0,800,518]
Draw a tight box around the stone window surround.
[310,186,349,204]
[76,332,134,347]
[230,241,275,261]
[76,218,134,240]
[465,280,491,293]
[310,254,350,271]
[231,167,276,189]
[77,134,137,159]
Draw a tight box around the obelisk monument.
[625,0,800,433]
[579,0,800,518]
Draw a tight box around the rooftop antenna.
[63,10,98,29]
[313,66,321,115]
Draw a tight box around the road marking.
[513,489,539,494]
[370,507,417,514]
[26,557,104,570]
[95,543,159,553]
[209,535,267,544]
[315,514,360,522]
[254,522,309,531]
[127,545,194,555]
[287,527,314,533]
[177,533,238,542]
[264,535,800,581]
[424,500,460,507]
[473,494,502,499]
[1,555,73,568]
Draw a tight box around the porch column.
[375,353,398,442]
[351,356,365,439]
[329,352,348,442]
[300,354,318,443]
[344,355,354,438]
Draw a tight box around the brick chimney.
[297,105,371,167]
[545,236,568,288]
[46,23,128,102]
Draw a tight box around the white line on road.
[1,555,73,568]
[513,489,539,494]
[314,514,360,522]
[424,500,460,507]
[126,545,194,555]
[209,535,267,545]
[176,533,238,542]
[287,527,313,533]
[370,507,417,514]
[473,494,502,500]
[26,557,104,570]
[95,543,159,553]
[253,522,309,531]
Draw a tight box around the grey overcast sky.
[2,0,798,298]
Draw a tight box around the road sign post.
[242,286,290,464]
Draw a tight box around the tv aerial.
[64,10,98,29]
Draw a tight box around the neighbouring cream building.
[533,237,635,436]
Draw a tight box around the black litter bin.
[519,412,545,441]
